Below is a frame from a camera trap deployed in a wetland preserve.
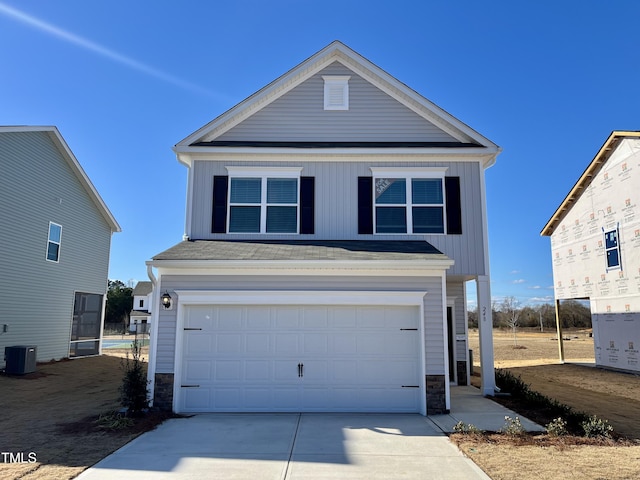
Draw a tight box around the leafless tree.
[501,296,521,346]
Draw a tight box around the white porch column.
[476,275,495,396]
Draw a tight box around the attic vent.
[323,75,350,110]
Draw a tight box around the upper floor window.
[226,167,302,234]
[46,222,62,262]
[604,226,621,270]
[139,299,144,308]
[371,168,447,234]
[323,76,350,110]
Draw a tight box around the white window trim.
[323,75,350,110]
[225,167,302,234]
[603,225,622,272]
[370,167,448,235]
[46,222,62,263]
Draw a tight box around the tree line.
[468,298,592,330]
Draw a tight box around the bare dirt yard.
[460,328,640,480]
[0,345,164,480]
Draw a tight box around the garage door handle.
[184,328,202,331]
[402,385,419,388]
[298,363,304,378]
[400,328,418,331]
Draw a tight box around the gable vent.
[323,75,350,110]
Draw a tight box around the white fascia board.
[173,145,498,161]
[174,289,428,306]
[150,259,454,277]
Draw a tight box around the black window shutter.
[300,176,315,234]
[445,176,462,235]
[212,175,229,233]
[358,177,374,234]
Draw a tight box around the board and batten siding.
[154,274,446,376]
[189,159,486,276]
[216,62,458,143]
[0,131,112,365]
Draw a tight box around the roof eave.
[541,131,640,236]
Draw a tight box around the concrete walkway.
[431,386,544,433]
[77,387,541,479]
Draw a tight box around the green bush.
[119,340,149,415]
[581,415,614,438]
[453,421,483,434]
[500,416,525,436]
[546,417,568,437]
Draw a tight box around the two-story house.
[0,126,120,367]
[542,131,640,373]
[129,281,153,333]
[146,42,500,415]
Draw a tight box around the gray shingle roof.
[153,240,447,262]
[133,281,153,295]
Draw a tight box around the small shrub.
[95,411,135,430]
[120,340,149,415]
[581,415,613,438]
[453,421,482,434]
[546,417,568,437]
[500,415,525,436]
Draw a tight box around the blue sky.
[2,1,639,307]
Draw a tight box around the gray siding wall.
[216,62,458,143]
[189,159,486,276]
[446,281,468,362]
[0,131,112,365]
[155,274,445,376]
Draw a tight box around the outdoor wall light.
[161,291,172,309]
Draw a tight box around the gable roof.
[541,130,640,236]
[174,41,500,166]
[0,126,121,233]
[133,281,153,296]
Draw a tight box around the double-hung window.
[372,168,447,234]
[227,167,302,234]
[46,222,62,262]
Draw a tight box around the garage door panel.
[180,304,420,413]
[245,360,270,381]
[183,360,211,381]
[275,333,299,354]
[185,306,216,329]
[216,334,243,353]
[303,306,329,327]
[246,306,271,328]
[184,333,213,355]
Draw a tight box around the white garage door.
[178,304,421,413]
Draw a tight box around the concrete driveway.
[77,413,489,479]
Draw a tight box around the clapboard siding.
[189,159,486,276]
[446,281,468,362]
[154,274,442,374]
[0,131,112,365]
[216,63,458,143]
[423,277,445,375]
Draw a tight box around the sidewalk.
[430,385,544,432]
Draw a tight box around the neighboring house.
[146,41,500,414]
[130,281,153,333]
[0,126,120,367]
[542,131,640,373]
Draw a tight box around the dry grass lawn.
[461,328,640,480]
[0,347,161,480]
